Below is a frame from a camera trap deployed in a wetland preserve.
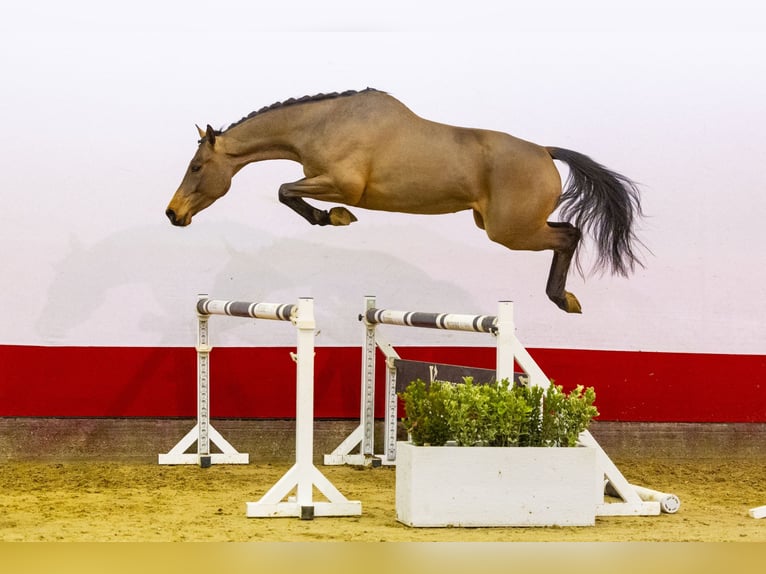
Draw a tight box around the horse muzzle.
[165,208,190,227]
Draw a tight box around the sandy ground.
[1,456,765,542]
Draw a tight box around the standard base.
[158,424,249,466]
[246,500,363,518]
[245,463,362,519]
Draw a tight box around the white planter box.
[396,441,600,527]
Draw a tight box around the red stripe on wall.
[0,345,764,422]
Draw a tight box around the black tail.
[547,147,644,276]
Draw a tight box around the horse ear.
[206,124,216,146]
[196,124,206,139]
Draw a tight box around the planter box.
[395,441,600,527]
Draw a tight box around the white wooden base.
[396,442,600,527]
[246,500,364,518]
[323,424,395,467]
[596,501,663,516]
[577,430,662,516]
[322,453,368,466]
[158,424,249,466]
[246,463,362,518]
[323,425,366,466]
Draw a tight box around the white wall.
[2,1,764,353]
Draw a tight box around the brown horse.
[165,88,643,313]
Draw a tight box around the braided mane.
[222,88,381,134]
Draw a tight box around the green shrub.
[399,378,598,447]
[398,379,452,446]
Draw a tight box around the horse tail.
[546,147,644,276]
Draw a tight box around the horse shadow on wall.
[35,221,482,346]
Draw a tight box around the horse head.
[165,125,234,226]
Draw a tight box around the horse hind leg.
[485,215,582,313]
[545,221,582,313]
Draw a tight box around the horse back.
[302,91,559,213]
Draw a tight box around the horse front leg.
[544,222,582,313]
[278,177,358,226]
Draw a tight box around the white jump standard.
[325,297,544,466]
[158,295,263,466]
[160,295,361,519]
[245,297,361,519]
[325,296,679,518]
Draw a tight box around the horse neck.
[221,107,316,170]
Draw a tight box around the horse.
[165,88,643,313]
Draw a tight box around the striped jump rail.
[197,298,295,321]
[362,308,498,334]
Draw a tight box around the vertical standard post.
[361,296,377,457]
[294,297,315,513]
[495,301,515,383]
[247,296,361,518]
[384,351,399,462]
[321,295,388,466]
[197,293,212,467]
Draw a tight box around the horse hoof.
[564,292,582,314]
[328,207,358,226]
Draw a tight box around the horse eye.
[190,164,201,173]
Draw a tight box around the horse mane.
[221,87,382,134]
